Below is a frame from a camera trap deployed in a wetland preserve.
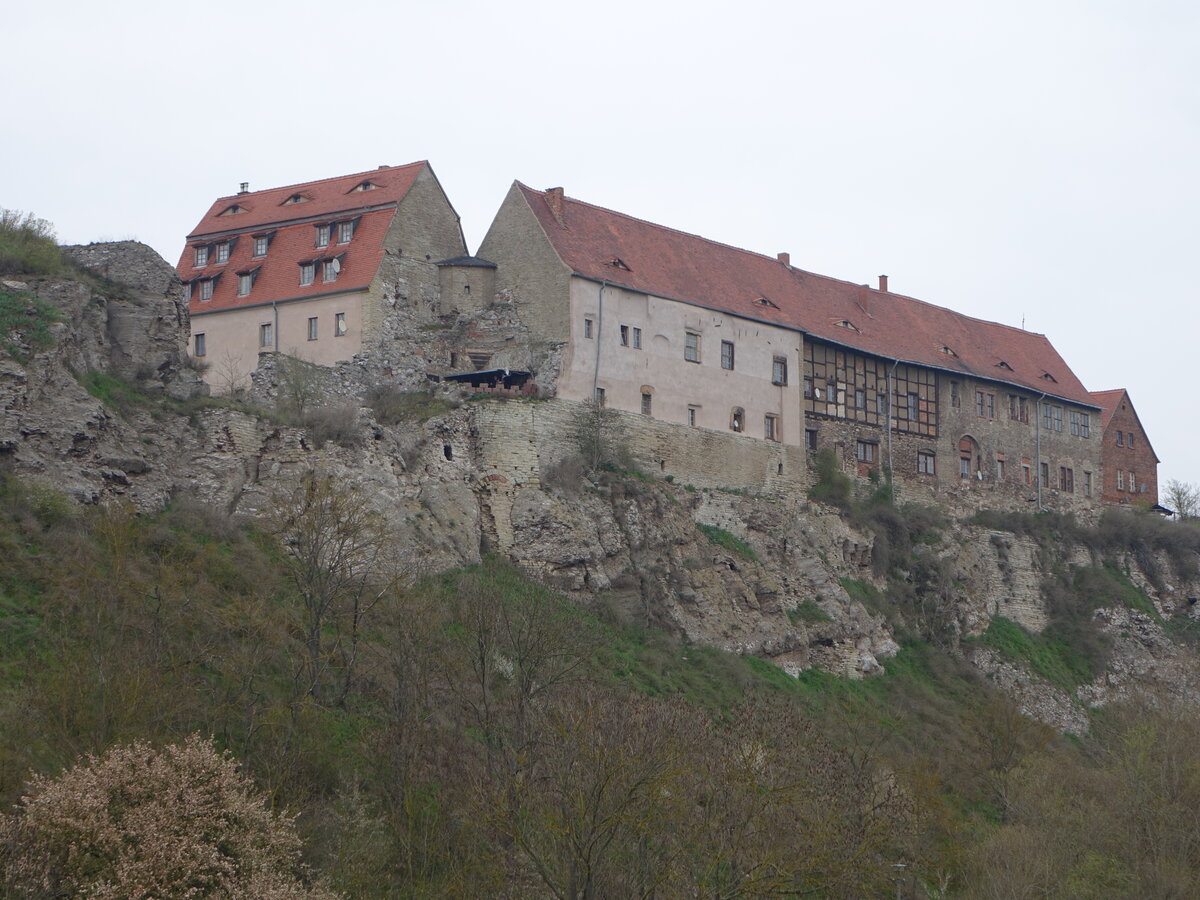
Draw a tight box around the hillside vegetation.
[2,473,1200,897]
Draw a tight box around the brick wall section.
[1099,396,1159,506]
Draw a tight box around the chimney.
[544,187,565,226]
[238,182,249,194]
[878,274,888,293]
[777,252,790,268]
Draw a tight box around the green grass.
[698,524,757,561]
[367,388,458,425]
[0,288,60,362]
[788,598,832,624]
[977,615,1091,691]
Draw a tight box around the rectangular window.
[1080,413,1090,438]
[772,356,787,386]
[803,378,814,399]
[619,325,629,346]
[338,220,354,243]
[183,283,192,303]
[237,274,251,297]
[1127,433,1134,449]
[632,327,642,349]
[253,236,269,257]
[300,263,315,286]
[594,387,605,407]
[1117,469,1125,491]
[1010,395,1029,423]
[1128,472,1136,493]
[917,451,935,475]
[763,414,777,441]
[684,331,700,362]
[909,392,922,422]
[976,391,994,418]
[260,323,273,348]
[1116,431,1124,447]
[1023,460,1032,484]
[194,333,206,357]
[1061,467,1074,493]
[1084,471,1092,497]
[584,318,593,339]
[215,242,230,264]
[856,441,876,463]
[960,456,971,479]
[855,389,866,409]
[199,279,213,301]
[194,246,209,266]
[641,392,651,415]
[1053,406,1063,432]
[997,459,1006,480]
[316,224,331,247]
[308,317,318,341]
[688,406,698,427]
[1041,462,1050,488]
[805,429,817,451]
[1044,404,1053,430]
[721,340,735,370]
[323,260,338,283]
[951,381,960,408]
[335,312,347,336]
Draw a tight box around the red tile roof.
[1088,389,1127,430]
[517,183,1098,408]
[179,163,426,314]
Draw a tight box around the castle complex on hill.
[178,162,1160,513]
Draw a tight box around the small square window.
[215,242,230,264]
[316,224,331,247]
[684,331,700,363]
[199,279,213,301]
[260,323,273,348]
[641,392,652,415]
[584,318,594,339]
[253,236,269,257]
[338,221,354,243]
[721,340,734,370]
[632,327,642,349]
[194,333,206,357]
[335,312,347,336]
[194,246,209,266]
[620,325,629,346]
[300,263,315,286]
[237,274,251,297]
[308,317,318,341]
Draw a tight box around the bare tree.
[1165,479,1200,519]
[270,467,404,704]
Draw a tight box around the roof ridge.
[517,182,1046,341]
[212,161,427,202]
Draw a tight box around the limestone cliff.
[3,243,1199,732]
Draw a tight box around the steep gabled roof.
[185,163,426,238]
[516,183,1096,407]
[179,163,428,313]
[1089,388,1160,462]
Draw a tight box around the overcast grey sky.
[5,0,1197,487]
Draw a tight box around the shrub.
[0,210,67,277]
[305,402,361,448]
[807,448,852,507]
[0,735,338,898]
[366,385,458,425]
[0,287,60,362]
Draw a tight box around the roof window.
[605,257,631,271]
[755,296,780,309]
[939,346,958,357]
[218,204,246,216]
[1041,372,1058,383]
[282,193,310,205]
[996,360,1013,370]
[834,319,860,333]
[350,181,379,192]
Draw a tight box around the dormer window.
[215,242,230,264]
[337,220,355,243]
[996,360,1013,370]
[755,296,780,309]
[939,346,958,357]
[300,262,315,286]
[282,193,309,205]
[199,279,214,301]
[236,267,260,297]
[194,246,209,267]
[605,257,631,271]
[218,204,246,216]
[834,319,860,333]
[323,257,342,283]
[253,236,269,258]
[351,181,379,192]
[1041,372,1058,383]
[316,224,331,248]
